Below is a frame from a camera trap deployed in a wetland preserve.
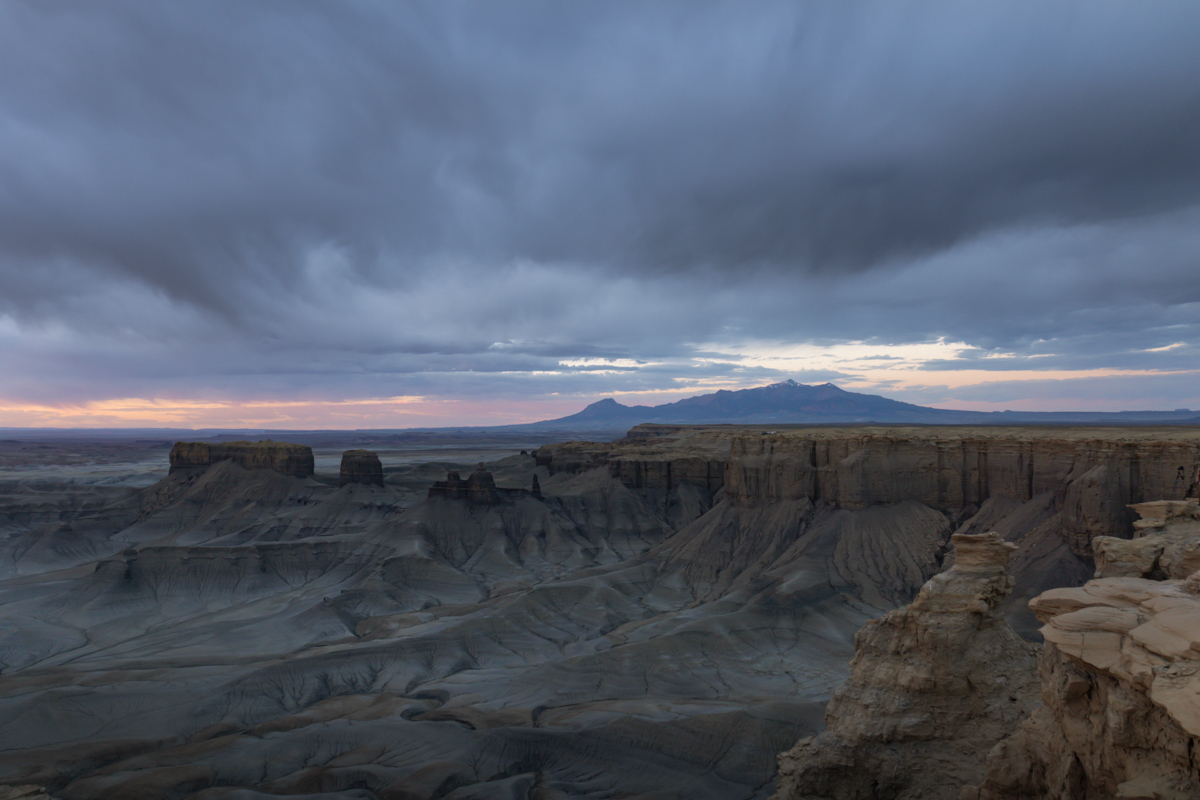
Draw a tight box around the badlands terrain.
[1,424,1199,798]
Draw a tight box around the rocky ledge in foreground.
[339,448,384,486]
[168,440,315,478]
[771,531,1040,800]
[973,501,1200,800]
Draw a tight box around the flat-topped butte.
[169,440,315,478]
[340,449,384,486]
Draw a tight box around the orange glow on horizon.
[0,395,583,429]
[1,366,1196,429]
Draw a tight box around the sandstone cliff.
[536,432,727,494]
[771,532,1040,800]
[339,449,384,486]
[540,426,1200,555]
[8,429,1200,799]
[539,426,1200,637]
[1092,500,1200,581]
[168,440,315,478]
[972,501,1200,800]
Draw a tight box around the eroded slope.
[2,426,1196,799]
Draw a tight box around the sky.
[2,1,1200,428]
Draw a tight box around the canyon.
[0,425,1197,798]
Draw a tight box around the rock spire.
[772,532,1040,800]
[972,500,1200,800]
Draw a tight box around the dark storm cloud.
[1,0,1199,411]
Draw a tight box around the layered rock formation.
[973,502,1200,800]
[539,426,1200,555]
[538,426,1200,636]
[168,440,315,478]
[771,532,1040,800]
[536,429,728,493]
[339,448,384,486]
[1,451,823,799]
[6,430,1200,799]
[1092,500,1200,580]
[426,463,500,504]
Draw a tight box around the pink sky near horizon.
[2,368,1196,429]
[0,395,575,430]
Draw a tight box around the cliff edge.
[973,501,1200,800]
[771,532,1040,800]
[539,425,1200,556]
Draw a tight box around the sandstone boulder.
[339,449,384,487]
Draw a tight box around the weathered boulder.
[973,503,1200,800]
[771,532,1040,800]
[168,441,314,478]
[339,449,383,487]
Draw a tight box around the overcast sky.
[2,1,1199,427]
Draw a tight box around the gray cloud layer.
[2,1,1199,413]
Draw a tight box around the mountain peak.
[545,378,930,427]
[531,379,1200,429]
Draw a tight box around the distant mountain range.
[5,381,1195,443]
[528,380,1200,429]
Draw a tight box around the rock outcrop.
[339,449,384,487]
[771,532,1040,800]
[538,426,1200,555]
[427,463,500,504]
[168,440,314,478]
[0,787,52,800]
[9,430,1200,800]
[973,502,1200,800]
[1092,500,1200,580]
